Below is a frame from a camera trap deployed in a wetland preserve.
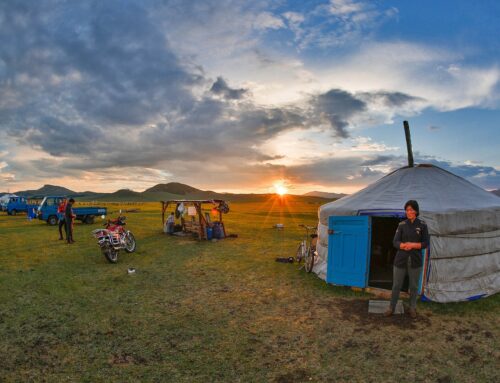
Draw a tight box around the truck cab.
[37,196,65,225]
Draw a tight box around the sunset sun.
[274,182,288,196]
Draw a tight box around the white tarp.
[315,165,500,303]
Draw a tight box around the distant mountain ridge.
[145,182,200,195]
[15,184,77,196]
[303,191,346,199]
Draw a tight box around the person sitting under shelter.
[165,212,175,235]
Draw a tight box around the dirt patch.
[274,369,309,383]
[336,299,431,330]
[109,353,147,366]
[343,339,358,348]
[483,331,494,339]
[436,375,452,383]
[458,345,479,363]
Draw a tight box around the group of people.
[57,198,76,244]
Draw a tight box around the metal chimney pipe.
[403,120,414,167]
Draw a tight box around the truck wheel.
[11,210,17,216]
[84,215,95,224]
[47,215,58,226]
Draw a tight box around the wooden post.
[196,203,204,240]
[161,202,165,225]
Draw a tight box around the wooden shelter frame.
[161,199,227,240]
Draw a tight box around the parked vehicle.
[6,196,29,216]
[37,196,107,225]
[91,213,137,263]
[0,194,18,212]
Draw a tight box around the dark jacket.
[65,202,74,221]
[393,217,430,268]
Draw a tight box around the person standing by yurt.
[385,200,429,318]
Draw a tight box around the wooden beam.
[195,203,204,240]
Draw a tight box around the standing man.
[385,200,429,319]
[57,198,67,241]
[65,198,76,244]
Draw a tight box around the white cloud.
[350,136,399,152]
[328,0,364,16]
[282,11,304,24]
[253,12,285,30]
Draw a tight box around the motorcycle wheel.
[124,232,136,253]
[102,244,118,263]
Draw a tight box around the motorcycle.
[91,212,137,263]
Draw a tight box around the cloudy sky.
[0,0,499,194]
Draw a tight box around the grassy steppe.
[0,199,499,382]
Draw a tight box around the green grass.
[0,200,499,382]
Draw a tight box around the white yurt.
[315,164,500,303]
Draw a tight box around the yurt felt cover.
[315,165,500,303]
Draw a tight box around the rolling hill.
[303,191,347,199]
[15,184,77,197]
[144,182,200,195]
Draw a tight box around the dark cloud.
[22,117,104,157]
[210,77,247,100]
[284,157,386,186]
[358,91,424,107]
[360,155,399,166]
[0,0,201,132]
[310,89,366,138]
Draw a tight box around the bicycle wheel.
[296,241,306,263]
[304,246,315,273]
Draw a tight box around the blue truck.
[5,196,29,216]
[37,196,107,225]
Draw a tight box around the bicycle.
[296,224,318,273]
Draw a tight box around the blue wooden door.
[327,216,371,288]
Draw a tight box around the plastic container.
[206,227,213,240]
